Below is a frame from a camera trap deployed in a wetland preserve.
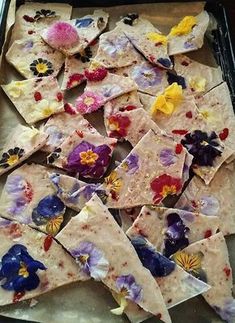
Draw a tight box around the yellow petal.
[146,32,167,45]
[169,16,197,36]
[164,83,183,105]
[110,296,128,315]
[189,76,206,92]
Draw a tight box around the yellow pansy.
[104,171,122,194]
[169,16,197,36]
[173,251,203,273]
[189,76,206,92]
[46,215,64,235]
[151,83,183,116]
[198,107,219,124]
[146,32,167,45]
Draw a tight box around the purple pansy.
[102,36,130,57]
[214,299,235,323]
[67,141,111,178]
[131,63,163,89]
[164,213,190,258]
[115,274,142,303]
[44,125,64,150]
[197,195,220,216]
[70,241,109,280]
[122,153,139,174]
[160,148,177,167]
[5,175,33,217]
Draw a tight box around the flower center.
[18,262,29,278]
[7,154,20,166]
[78,254,89,265]
[143,71,153,79]
[120,287,129,298]
[46,215,63,235]
[84,96,95,106]
[36,63,48,73]
[109,120,120,131]
[80,150,98,166]
[161,184,177,197]
[43,106,54,117]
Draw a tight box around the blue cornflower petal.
[132,237,175,277]
[75,18,93,28]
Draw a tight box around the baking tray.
[0,1,235,323]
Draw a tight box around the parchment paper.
[0,1,234,323]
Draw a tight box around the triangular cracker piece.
[114,59,169,96]
[168,11,209,55]
[0,125,47,176]
[56,195,172,322]
[49,172,106,212]
[10,2,72,43]
[94,26,139,68]
[41,10,109,56]
[6,36,65,79]
[0,164,66,236]
[41,106,98,153]
[2,76,64,124]
[172,232,235,322]
[173,54,223,95]
[61,41,99,90]
[175,163,235,236]
[127,206,220,258]
[99,130,188,208]
[118,15,172,69]
[196,82,235,155]
[47,129,117,179]
[0,219,86,306]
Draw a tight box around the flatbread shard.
[10,2,72,43]
[0,164,66,236]
[113,59,169,96]
[175,163,235,236]
[0,125,47,176]
[94,26,139,68]
[6,36,65,79]
[126,206,220,257]
[56,194,172,322]
[1,76,64,124]
[0,219,86,306]
[41,108,98,153]
[195,82,235,156]
[61,41,99,90]
[99,130,189,208]
[172,232,235,322]
[168,11,209,56]
[117,16,172,69]
[47,129,117,179]
[173,54,223,95]
[41,10,109,56]
[49,172,105,212]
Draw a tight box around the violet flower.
[160,148,177,167]
[122,153,139,174]
[115,274,142,302]
[214,299,235,323]
[130,63,163,89]
[67,141,111,178]
[70,241,109,280]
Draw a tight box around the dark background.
[222,0,235,48]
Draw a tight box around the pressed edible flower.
[75,91,103,114]
[107,114,131,139]
[0,147,24,169]
[146,32,167,45]
[150,174,182,204]
[46,21,79,48]
[189,76,206,92]
[169,16,197,36]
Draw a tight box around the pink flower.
[46,21,79,48]
[75,91,104,114]
[84,67,108,82]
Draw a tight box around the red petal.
[56,92,63,102]
[44,235,53,252]
[185,111,192,118]
[34,91,42,101]
[172,129,188,135]
[204,229,212,238]
[175,143,183,154]
[13,291,25,303]
[219,128,229,141]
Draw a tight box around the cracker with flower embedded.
[114,58,169,96]
[99,130,189,208]
[172,232,235,322]
[1,76,64,124]
[0,219,86,306]
[10,2,72,43]
[126,206,220,258]
[173,54,223,95]
[94,26,139,68]
[6,36,65,79]
[56,194,172,322]
[104,106,161,146]
[0,164,66,236]
[168,11,209,55]
[117,15,172,69]
[47,130,117,179]
[195,82,235,156]
[61,41,99,90]
[75,72,138,114]
[49,173,106,212]
[41,106,98,153]
[41,10,109,56]
[175,163,235,236]
[0,125,47,176]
